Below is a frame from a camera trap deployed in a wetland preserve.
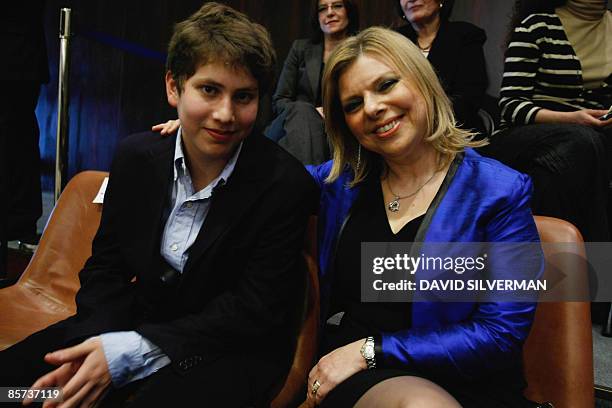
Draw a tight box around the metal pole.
[54,8,72,203]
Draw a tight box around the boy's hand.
[23,337,111,408]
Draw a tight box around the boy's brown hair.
[166,2,276,94]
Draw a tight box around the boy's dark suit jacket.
[61,131,317,375]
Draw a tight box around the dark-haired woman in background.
[266,0,360,164]
[395,0,489,135]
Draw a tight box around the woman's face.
[400,0,441,25]
[318,0,349,37]
[338,54,430,163]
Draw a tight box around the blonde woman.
[305,27,543,407]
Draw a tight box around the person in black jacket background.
[395,0,489,135]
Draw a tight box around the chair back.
[21,171,107,307]
[523,216,594,407]
[0,171,107,350]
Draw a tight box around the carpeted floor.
[594,324,612,404]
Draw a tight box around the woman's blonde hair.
[322,26,487,185]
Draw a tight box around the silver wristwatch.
[360,336,376,369]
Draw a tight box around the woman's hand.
[306,338,367,406]
[536,108,612,127]
[151,119,180,135]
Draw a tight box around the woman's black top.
[324,176,423,354]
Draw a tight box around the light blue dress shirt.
[100,129,242,387]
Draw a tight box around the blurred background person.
[395,0,489,135]
[266,0,360,164]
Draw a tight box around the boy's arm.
[63,140,138,344]
[99,332,170,387]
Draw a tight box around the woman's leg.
[278,101,329,165]
[354,376,461,408]
[479,124,610,241]
[264,101,329,165]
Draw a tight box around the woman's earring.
[356,144,362,173]
[440,2,443,8]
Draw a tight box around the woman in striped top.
[481,0,611,244]
[499,0,610,127]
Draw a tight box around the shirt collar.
[173,128,185,182]
[173,127,243,195]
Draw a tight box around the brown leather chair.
[524,216,594,408]
[0,171,320,407]
[0,171,106,350]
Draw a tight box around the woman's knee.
[355,376,461,408]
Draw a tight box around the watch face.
[364,344,375,359]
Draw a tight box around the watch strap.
[374,334,382,356]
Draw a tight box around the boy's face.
[166,63,259,165]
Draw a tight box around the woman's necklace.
[416,39,433,52]
[416,21,440,53]
[386,171,437,212]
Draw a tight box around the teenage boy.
[0,3,316,407]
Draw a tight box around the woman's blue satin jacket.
[307,148,544,379]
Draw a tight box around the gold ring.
[311,379,321,396]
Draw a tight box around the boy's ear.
[165,71,179,108]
